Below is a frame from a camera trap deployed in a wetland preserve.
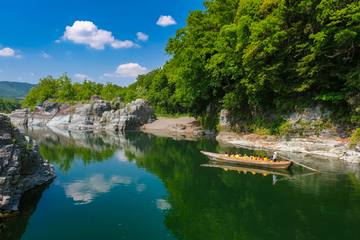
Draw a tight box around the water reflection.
[64,174,132,204]
[136,183,146,193]
[156,199,171,211]
[0,185,49,240]
[5,127,360,240]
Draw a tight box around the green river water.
[1,130,359,240]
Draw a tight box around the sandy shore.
[141,117,204,139]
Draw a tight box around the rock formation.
[9,98,155,132]
[0,115,55,215]
[217,107,360,164]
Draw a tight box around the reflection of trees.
[0,185,49,240]
[23,129,360,240]
[27,128,119,172]
[40,140,116,172]
[124,134,360,240]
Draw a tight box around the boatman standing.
[271,152,279,185]
[271,152,278,162]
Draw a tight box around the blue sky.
[0,0,204,85]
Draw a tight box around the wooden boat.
[201,163,292,177]
[201,151,293,170]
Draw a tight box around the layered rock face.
[218,107,360,164]
[0,115,55,214]
[10,98,155,132]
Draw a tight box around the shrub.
[278,121,293,137]
[349,128,360,148]
[254,127,271,136]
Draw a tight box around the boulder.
[67,103,94,130]
[28,107,58,127]
[103,99,156,132]
[9,98,155,133]
[0,114,55,215]
[8,109,29,128]
[117,99,155,132]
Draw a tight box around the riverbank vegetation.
[0,98,21,113]
[128,0,359,130]
[23,0,359,133]
[350,128,360,148]
[22,75,127,107]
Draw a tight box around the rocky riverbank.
[8,100,360,165]
[0,115,55,216]
[9,98,155,132]
[217,107,360,165]
[217,131,360,164]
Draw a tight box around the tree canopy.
[22,75,127,107]
[128,0,360,129]
[0,98,21,113]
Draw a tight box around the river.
[1,129,359,240]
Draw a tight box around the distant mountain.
[0,81,35,99]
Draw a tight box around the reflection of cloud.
[156,199,171,211]
[65,174,132,204]
[136,183,146,193]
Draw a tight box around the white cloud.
[136,32,149,42]
[40,51,51,59]
[156,15,177,27]
[115,63,148,78]
[0,47,16,57]
[62,20,138,50]
[74,73,91,81]
[111,40,139,49]
[64,174,132,204]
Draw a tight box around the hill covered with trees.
[0,81,35,99]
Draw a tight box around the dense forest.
[128,0,360,129]
[23,0,359,132]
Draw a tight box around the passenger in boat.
[271,152,278,162]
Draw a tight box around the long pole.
[291,161,321,173]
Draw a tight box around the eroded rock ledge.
[0,115,55,215]
[217,131,360,164]
[218,107,360,164]
[9,98,155,132]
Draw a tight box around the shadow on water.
[9,127,360,240]
[0,185,50,240]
